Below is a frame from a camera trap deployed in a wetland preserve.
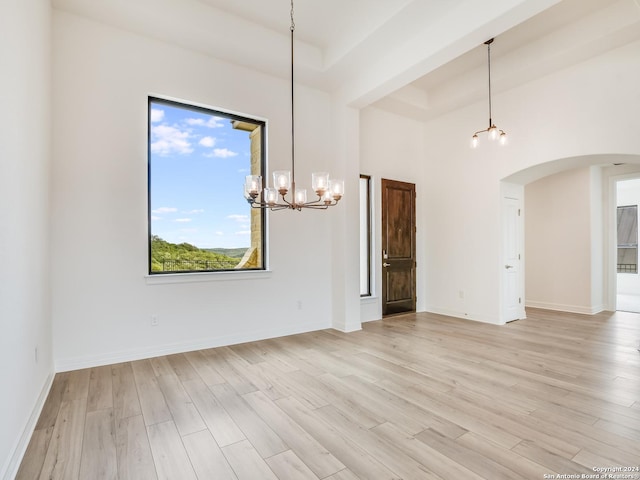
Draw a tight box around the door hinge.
[519,297,522,304]
[518,208,521,216]
[518,254,521,260]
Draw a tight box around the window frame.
[147,96,267,275]
[617,204,638,274]
[360,174,373,297]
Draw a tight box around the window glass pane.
[617,205,637,274]
[360,175,372,296]
[148,98,265,273]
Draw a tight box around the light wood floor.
[17,309,640,479]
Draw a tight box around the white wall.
[51,11,343,369]
[525,167,603,314]
[0,1,54,478]
[417,38,640,323]
[359,106,426,322]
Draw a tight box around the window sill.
[145,269,273,285]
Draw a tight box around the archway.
[502,154,640,315]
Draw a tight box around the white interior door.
[502,196,524,322]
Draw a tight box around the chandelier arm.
[303,199,333,207]
[308,198,339,207]
[248,201,293,211]
[281,192,294,208]
[247,195,339,210]
[298,203,330,210]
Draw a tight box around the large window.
[148,97,266,274]
[617,205,638,274]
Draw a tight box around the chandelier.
[244,0,344,210]
[471,38,507,148]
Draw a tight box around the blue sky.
[149,100,256,249]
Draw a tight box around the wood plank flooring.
[16,308,640,479]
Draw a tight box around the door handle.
[505,265,514,269]
[383,262,391,267]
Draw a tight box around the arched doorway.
[502,154,640,316]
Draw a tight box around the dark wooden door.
[381,179,416,316]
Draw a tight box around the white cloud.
[215,231,224,236]
[235,230,251,235]
[227,214,249,222]
[150,109,165,123]
[213,148,238,158]
[151,216,162,221]
[152,207,178,214]
[183,209,205,214]
[199,136,216,148]
[209,117,226,128]
[151,124,192,156]
[186,117,225,128]
[174,218,192,223]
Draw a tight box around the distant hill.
[150,236,243,272]
[204,248,248,259]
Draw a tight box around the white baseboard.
[422,306,504,325]
[525,301,606,315]
[2,372,54,480]
[333,323,363,333]
[54,321,330,372]
[361,317,382,323]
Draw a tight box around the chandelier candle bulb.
[330,179,344,200]
[295,188,307,206]
[312,172,329,195]
[264,187,278,205]
[489,125,497,140]
[273,171,291,194]
[245,175,261,196]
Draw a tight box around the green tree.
[150,236,243,272]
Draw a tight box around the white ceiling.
[197,0,417,58]
[53,0,640,120]
[380,0,640,121]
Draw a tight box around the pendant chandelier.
[244,0,344,210]
[471,38,507,148]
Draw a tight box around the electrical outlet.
[35,347,38,363]
[458,290,465,300]
[151,314,159,327]
[297,300,302,310]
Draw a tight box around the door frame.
[501,182,526,323]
